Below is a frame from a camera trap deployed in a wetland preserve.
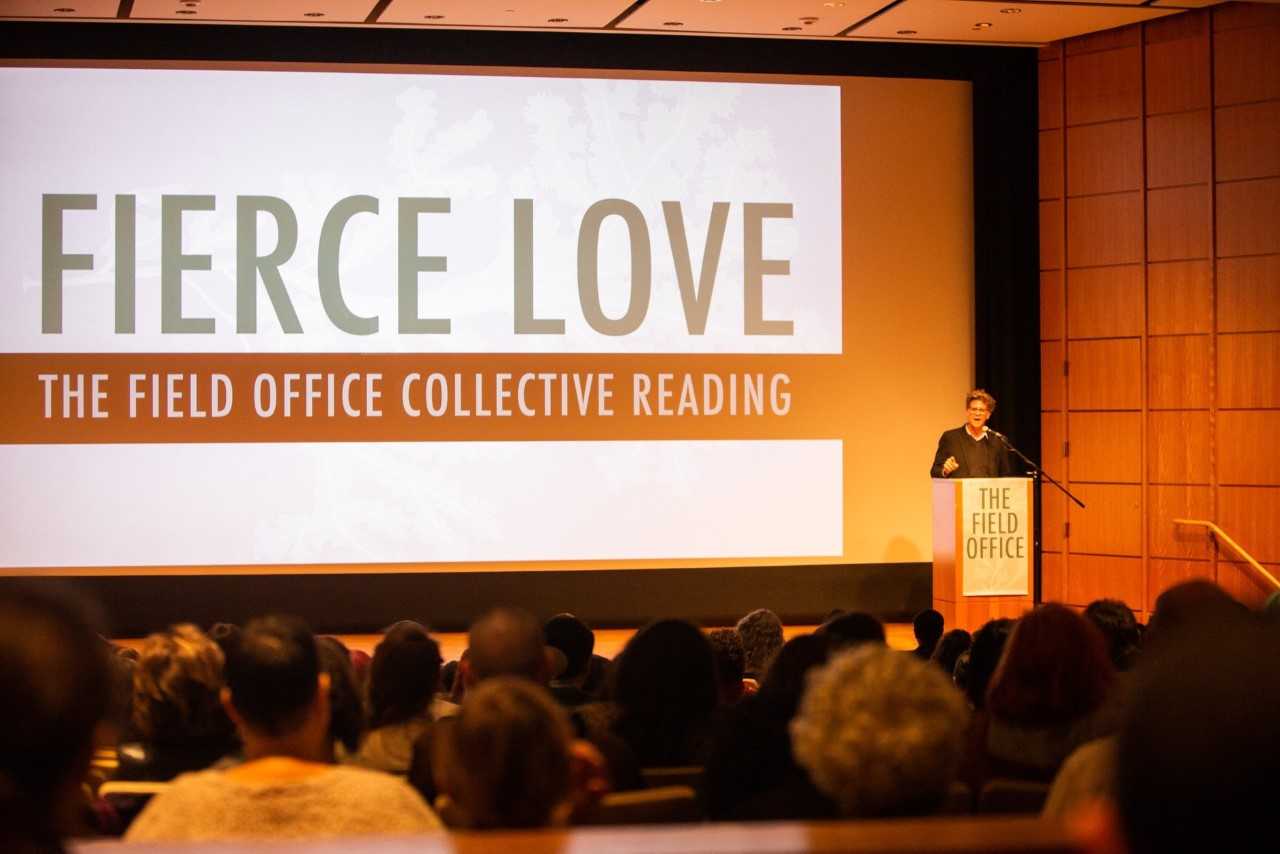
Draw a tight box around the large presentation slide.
[0,63,974,575]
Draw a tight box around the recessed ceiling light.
[799,17,819,23]
[53,6,76,10]
[547,17,567,23]
[1000,7,1022,13]
[424,14,444,19]
[823,1,845,7]
[700,0,721,4]
[175,8,196,13]
[973,21,993,29]
[782,26,802,31]
[663,21,684,26]
[897,29,917,36]
[303,11,324,17]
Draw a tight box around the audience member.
[912,608,945,659]
[1147,579,1246,643]
[707,628,748,706]
[432,677,577,829]
[463,607,551,688]
[961,617,1014,709]
[0,585,111,854]
[735,607,784,679]
[544,613,595,707]
[116,624,236,781]
[1083,599,1141,671]
[126,615,439,841]
[608,619,718,767]
[316,636,367,759]
[817,611,886,651]
[967,604,1117,788]
[705,633,837,821]
[352,622,443,773]
[930,628,972,679]
[791,646,968,818]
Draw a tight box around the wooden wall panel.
[1148,484,1214,559]
[1218,256,1280,333]
[1040,200,1063,270]
[1068,412,1142,483]
[1149,558,1215,606]
[1042,341,1065,411]
[1147,110,1211,188]
[1066,265,1144,339]
[1066,48,1142,126]
[1041,271,1065,340]
[1145,31,1210,115]
[1147,185,1212,262]
[1213,25,1280,107]
[1041,551,1065,602]
[1066,193,1144,268]
[1218,332,1280,407]
[1040,60,1063,130]
[1148,410,1211,484]
[1065,555,1143,607]
[1068,339,1142,409]
[1149,335,1211,409]
[1217,410,1280,485]
[1146,8,1208,44]
[1067,24,1140,56]
[1042,485,1065,553]
[1219,560,1280,609]
[1067,120,1142,196]
[1217,178,1280,257]
[1070,484,1143,555]
[1148,260,1213,335]
[1213,3,1280,32]
[1043,411,1066,482]
[1218,486,1280,563]
[1216,101,1280,183]
[1040,130,1064,200]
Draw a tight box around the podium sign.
[959,478,1031,596]
[932,476,1034,631]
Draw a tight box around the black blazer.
[930,426,1016,479]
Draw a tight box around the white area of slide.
[0,440,843,568]
[1,67,842,354]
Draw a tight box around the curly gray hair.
[790,645,969,818]
[735,608,784,676]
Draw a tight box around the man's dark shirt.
[930,426,1015,478]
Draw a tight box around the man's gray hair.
[735,608,784,676]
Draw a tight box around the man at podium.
[930,389,1015,478]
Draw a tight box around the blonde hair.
[132,624,228,745]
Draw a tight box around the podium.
[932,476,1035,632]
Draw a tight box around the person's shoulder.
[319,766,443,829]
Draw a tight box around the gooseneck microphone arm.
[986,428,1085,509]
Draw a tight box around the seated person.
[351,622,443,773]
[735,608,784,681]
[126,615,440,841]
[791,645,969,818]
[544,613,596,707]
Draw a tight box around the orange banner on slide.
[0,353,854,444]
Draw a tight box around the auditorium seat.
[977,779,1051,815]
[579,785,701,825]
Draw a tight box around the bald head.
[466,607,549,686]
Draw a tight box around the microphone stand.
[990,431,1084,605]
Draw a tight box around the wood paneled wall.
[1038,3,1280,619]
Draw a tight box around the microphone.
[984,427,1008,442]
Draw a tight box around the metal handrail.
[1173,518,1280,591]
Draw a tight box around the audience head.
[1149,580,1245,644]
[791,646,968,818]
[735,608,784,676]
[437,677,573,829]
[930,628,972,677]
[912,608,945,657]
[369,622,443,729]
[758,632,831,714]
[1083,598,1142,671]
[963,617,1014,709]
[132,624,233,750]
[207,622,241,658]
[818,611,886,651]
[543,613,595,682]
[0,585,111,848]
[707,628,746,705]
[1114,608,1280,853]
[316,636,365,756]
[986,604,1113,726]
[221,615,326,745]
[465,607,550,686]
[612,619,717,765]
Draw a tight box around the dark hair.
[987,604,1114,725]
[1115,610,1280,853]
[369,622,443,729]
[468,607,546,683]
[818,611,886,651]
[735,608,784,676]
[707,628,745,688]
[1150,580,1245,643]
[964,618,1014,709]
[0,585,110,847]
[207,622,241,658]
[543,613,594,680]
[913,609,945,656]
[930,629,972,678]
[223,615,319,737]
[1083,599,1141,671]
[316,636,366,754]
[612,619,717,766]
[758,632,831,716]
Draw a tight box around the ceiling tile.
[380,0,630,29]
[0,0,120,18]
[617,0,888,37]
[851,0,1181,45]
[130,0,379,24]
